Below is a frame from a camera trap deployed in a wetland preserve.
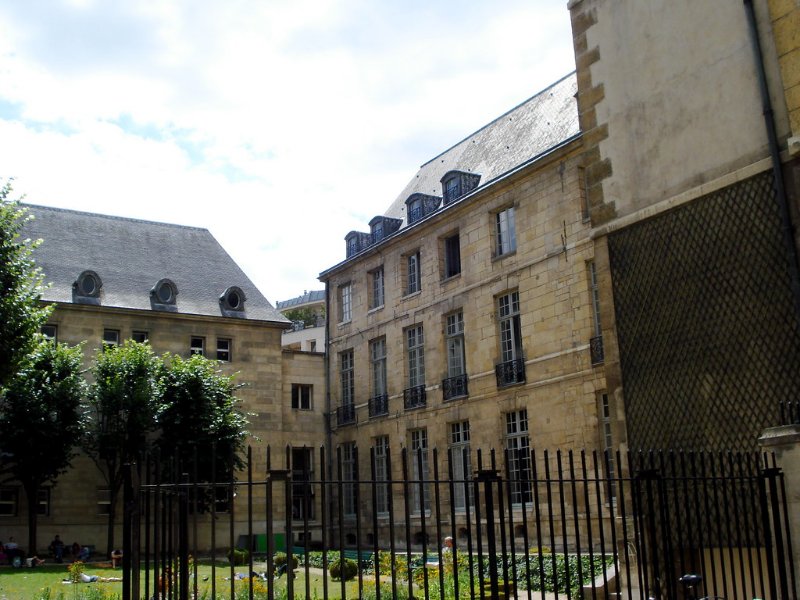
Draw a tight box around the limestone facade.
[319,129,610,540]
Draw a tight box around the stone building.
[568,0,800,452]
[318,73,611,543]
[277,290,326,352]
[3,205,326,553]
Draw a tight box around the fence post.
[477,469,501,599]
[178,473,189,600]
[122,462,132,600]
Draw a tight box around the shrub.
[273,551,298,570]
[228,548,250,565]
[329,557,358,581]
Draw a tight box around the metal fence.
[121,446,796,600]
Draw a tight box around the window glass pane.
[216,339,231,362]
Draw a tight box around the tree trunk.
[106,486,118,558]
[24,482,39,558]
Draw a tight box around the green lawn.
[0,562,363,600]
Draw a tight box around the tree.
[0,180,52,390]
[0,339,86,553]
[157,354,249,510]
[84,340,164,555]
[283,306,324,328]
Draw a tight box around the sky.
[0,0,577,305]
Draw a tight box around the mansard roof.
[22,204,288,324]
[383,72,578,225]
[276,289,326,310]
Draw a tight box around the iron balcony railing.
[442,374,468,401]
[403,384,426,409]
[495,357,526,387]
[368,394,389,418]
[337,403,356,426]
[780,400,800,425]
[590,335,605,365]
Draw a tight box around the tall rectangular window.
[406,251,421,295]
[374,435,390,516]
[601,393,616,501]
[190,336,205,356]
[444,233,461,278]
[446,312,466,378]
[589,262,602,337]
[406,325,425,388]
[0,488,19,516]
[291,384,313,410]
[37,488,50,517]
[216,338,231,362]
[495,206,517,256]
[370,267,385,309]
[370,338,387,397]
[103,329,120,347]
[291,447,315,520]
[340,350,355,408]
[97,488,111,515]
[410,428,430,513]
[498,291,523,362]
[342,442,357,517]
[339,283,352,323]
[449,421,472,510]
[506,410,532,504]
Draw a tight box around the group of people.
[0,534,95,567]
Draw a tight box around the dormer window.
[372,222,384,243]
[74,270,102,298]
[405,193,442,225]
[369,216,402,244]
[441,171,481,205]
[151,279,178,305]
[220,286,246,312]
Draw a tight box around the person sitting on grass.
[26,555,45,567]
[49,534,65,563]
[111,548,123,568]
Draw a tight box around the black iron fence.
[122,447,796,600]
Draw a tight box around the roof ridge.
[419,71,577,169]
[21,203,210,233]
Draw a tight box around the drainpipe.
[743,0,800,320]
[323,280,332,544]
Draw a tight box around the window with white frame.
[449,421,472,510]
[97,488,112,515]
[409,428,430,513]
[132,330,149,343]
[0,487,19,516]
[495,206,517,256]
[505,410,532,504]
[37,488,50,516]
[370,338,387,398]
[498,291,523,363]
[406,251,421,295]
[41,324,57,343]
[216,338,231,362]
[190,336,205,356]
[342,442,357,517]
[370,267,385,309]
[588,261,602,337]
[374,435,390,515]
[340,350,355,409]
[103,329,120,347]
[406,325,425,388]
[446,312,466,379]
[601,393,616,501]
[291,384,313,410]
[339,283,352,323]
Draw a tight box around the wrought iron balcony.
[442,374,468,401]
[368,394,389,418]
[403,385,426,409]
[495,358,526,387]
[590,335,604,365]
[337,403,356,426]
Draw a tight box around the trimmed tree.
[84,340,164,555]
[0,180,52,390]
[157,354,249,510]
[0,339,86,553]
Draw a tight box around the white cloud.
[0,0,576,302]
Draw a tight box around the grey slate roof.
[276,290,326,310]
[22,204,289,324]
[383,72,579,224]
